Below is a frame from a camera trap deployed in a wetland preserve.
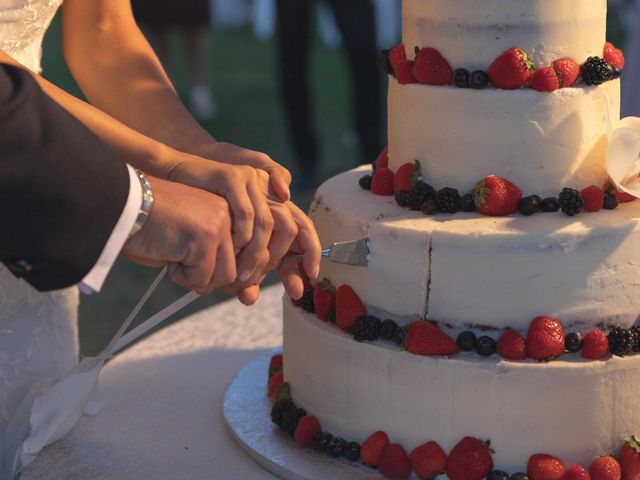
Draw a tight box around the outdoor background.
[39,1,628,356]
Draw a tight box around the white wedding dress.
[0,0,79,476]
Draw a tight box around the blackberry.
[488,471,510,480]
[581,56,613,85]
[475,335,497,356]
[612,66,622,79]
[453,68,470,88]
[380,49,394,76]
[436,187,462,213]
[421,197,438,215]
[380,319,399,340]
[518,196,537,216]
[271,399,295,427]
[313,432,333,452]
[326,437,347,458]
[631,326,640,352]
[395,190,408,207]
[565,332,583,353]
[469,70,489,89]
[359,174,373,190]
[300,290,315,313]
[344,441,361,461]
[456,331,477,351]
[558,188,583,216]
[609,327,635,356]
[282,407,307,436]
[603,194,619,210]
[511,473,530,480]
[461,193,476,212]
[327,309,337,324]
[407,181,436,211]
[540,197,560,213]
[352,315,382,342]
[394,324,409,347]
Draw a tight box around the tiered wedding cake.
[276,0,640,477]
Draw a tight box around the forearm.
[61,0,215,152]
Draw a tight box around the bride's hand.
[191,141,292,203]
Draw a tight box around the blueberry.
[510,474,529,480]
[380,319,399,340]
[344,441,361,461]
[531,195,542,209]
[540,197,560,213]
[475,335,497,356]
[313,432,333,452]
[603,194,619,210]
[518,197,537,216]
[453,68,470,88]
[488,471,510,480]
[359,174,372,190]
[469,70,489,89]
[457,331,477,351]
[460,193,476,212]
[326,437,346,458]
[565,332,583,353]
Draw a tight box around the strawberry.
[294,415,321,448]
[412,47,453,85]
[446,437,494,480]
[394,160,421,193]
[553,58,580,87]
[411,441,447,480]
[335,285,366,332]
[394,59,417,84]
[313,278,336,322]
[487,47,535,89]
[526,316,565,360]
[376,147,389,169]
[589,455,622,480]
[473,175,523,216]
[406,321,460,356]
[618,435,640,480]
[604,42,625,70]
[580,185,605,212]
[497,329,527,360]
[564,464,592,480]
[389,44,407,67]
[528,453,567,480]
[531,66,560,92]
[582,329,609,360]
[371,167,395,196]
[612,189,637,203]
[268,354,283,379]
[379,444,412,480]
[267,371,284,403]
[361,431,390,467]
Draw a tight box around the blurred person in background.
[276,0,383,190]
[132,0,218,120]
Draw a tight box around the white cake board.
[223,352,387,480]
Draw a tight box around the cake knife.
[320,238,370,267]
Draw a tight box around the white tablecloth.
[22,285,286,480]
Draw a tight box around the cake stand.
[223,351,386,479]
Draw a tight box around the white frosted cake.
[273,1,640,478]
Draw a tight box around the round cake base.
[223,352,386,480]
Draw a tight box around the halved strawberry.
[412,47,453,85]
[406,321,460,356]
[394,160,421,193]
[335,285,366,332]
[488,47,535,89]
[313,278,336,322]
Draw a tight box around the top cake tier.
[403,0,607,69]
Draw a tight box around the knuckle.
[236,206,255,222]
[258,214,275,232]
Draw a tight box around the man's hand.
[121,177,236,293]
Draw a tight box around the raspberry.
[582,329,609,360]
[580,185,605,212]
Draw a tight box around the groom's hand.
[121,177,237,293]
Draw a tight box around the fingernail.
[258,274,267,284]
[239,268,253,282]
[311,264,320,279]
[285,187,291,201]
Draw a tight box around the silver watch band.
[128,169,154,238]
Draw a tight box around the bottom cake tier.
[282,298,640,474]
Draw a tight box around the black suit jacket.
[0,64,130,291]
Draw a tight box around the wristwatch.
[128,169,154,238]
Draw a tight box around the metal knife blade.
[321,238,369,267]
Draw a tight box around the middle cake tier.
[311,167,640,333]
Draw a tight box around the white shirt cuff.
[79,165,142,293]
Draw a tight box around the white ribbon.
[606,116,640,198]
[4,266,200,479]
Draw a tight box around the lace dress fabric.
[0,0,79,474]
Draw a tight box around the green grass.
[41,16,383,355]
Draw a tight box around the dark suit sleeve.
[0,63,131,291]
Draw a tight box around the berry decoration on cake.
[526,316,565,360]
[487,47,535,90]
[326,437,347,458]
[352,315,382,342]
[410,441,447,480]
[603,194,619,210]
[453,68,470,88]
[420,197,438,215]
[469,70,489,89]
[540,197,561,212]
[559,188,583,216]
[294,415,321,448]
[436,187,462,213]
[527,453,566,480]
[589,455,622,480]
[313,431,333,452]
[313,278,336,322]
[395,60,417,84]
[618,435,640,479]
[359,174,372,191]
[563,464,591,480]
[376,147,389,169]
[565,332,584,353]
[457,331,477,351]
[371,168,395,196]
[604,42,625,70]
[412,47,453,86]
[268,371,285,403]
[361,431,390,467]
[394,160,421,193]
[475,335,497,357]
[407,181,436,211]
[582,329,610,360]
[612,189,636,203]
[531,66,560,92]
[300,289,315,313]
[580,185,605,213]
[406,321,460,356]
[581,57,613,86]
[473,175,523,216]
[379,319,399,340]
[487,471,510,480]
[553,58,580,87]
[268,353,283,379]
[460,193,476,212]
[608,327,636,357]
[518,196,539,216]
[497,329,527,360]
[379,444,413,480]
[446,437,494,480]
[335,285,366,332]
